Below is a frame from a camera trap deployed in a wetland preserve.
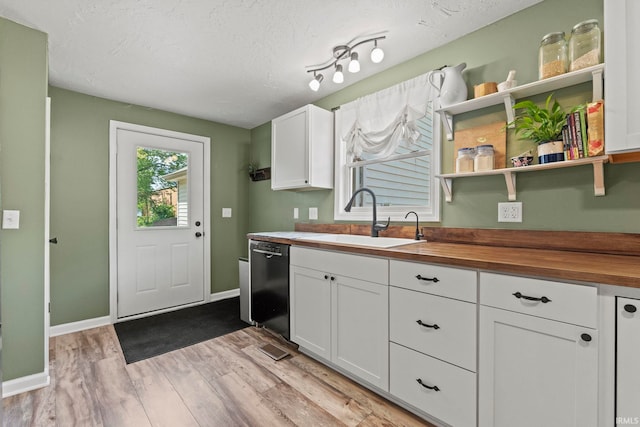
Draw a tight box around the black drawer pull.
[512,292,551,303]
[416,319,440,330]
[416,274,439,283]
[324,275,329,280]
[581,333,592,342]
[416,378,440,391]
[624,304,637,313]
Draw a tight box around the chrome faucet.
[344,187,390,237]
[405,211,424,240]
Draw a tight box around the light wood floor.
[3,325,433,426]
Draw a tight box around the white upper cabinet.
[271,104,334,190]
[604,0,640,153]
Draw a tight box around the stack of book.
[561,100,605,159]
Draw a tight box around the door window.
[136,147,189,228]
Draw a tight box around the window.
[334,72,441,222]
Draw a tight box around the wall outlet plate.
[309,207,318,220]
[222,208,232,218]
[498,202,522,222]
[2,210,20,229]
[293,208,299,219]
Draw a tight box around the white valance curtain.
[337,71,439,160]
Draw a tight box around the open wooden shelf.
[436,155,609,202]
[436,63,605,140]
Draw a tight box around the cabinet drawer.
[390,260,476,302]
[291,247,388,285]
[480,272,597,328]
[390,287,476,371]
[390,343,476,427]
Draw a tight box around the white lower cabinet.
[616,297,640,422]
[479,273,599,427]
[390,343,476,427]
[289,247,389,391]
[332,274,389,390]
[290,265,331,360]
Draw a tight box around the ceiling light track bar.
[306,36,387,74]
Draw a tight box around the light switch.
[309,207,318,220]
[293,208,299,219]
[2,210,20,229]
[222,208,232,218]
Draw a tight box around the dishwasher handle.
[252,248,283,257]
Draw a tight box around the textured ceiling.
[0,0,540,129]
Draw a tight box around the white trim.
[49,315,112,337]
[3,372,50,398]
[44,97,51,380]
[210,288,240,302]
[108,121,211,323]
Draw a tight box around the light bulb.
[308,73,323,91]
[370,42,384,63]
[348,52,360,73]
[333,64,344,83]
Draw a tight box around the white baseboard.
[210,288,240,302]
[50,315,112,337]
[3,371,50,398]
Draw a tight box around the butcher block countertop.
[248,226,640,289]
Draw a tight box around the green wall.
[0,18,48,380]
[49,87,251,326]
[250,0,640,234]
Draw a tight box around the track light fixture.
[306,35,386,91]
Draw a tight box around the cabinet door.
[617,297,640,421]
[290,265,331,360]
[479,306,598,427]
[271,108,309,189]
[605,0,640,153]
[332,275,389,391]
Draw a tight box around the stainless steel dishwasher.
[250,240,290,340]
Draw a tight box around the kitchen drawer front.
[390,343,476,427]
[390,260,477,302]
[390,286,476,372]
[480,272,597,328]
[290,247,388,285]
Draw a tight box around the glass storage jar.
[474,145,495,171]
[539,31,568,79]
[455,147,475,173]
[569,19,601,71]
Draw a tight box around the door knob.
[195,232,203,237]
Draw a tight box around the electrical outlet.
[309,207,318,220]
[293,208,299,219]
[498,202,522,222]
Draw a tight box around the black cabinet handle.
[512,292,551,303]
[624,304,637,313]
[416,378,440,391]
[195,232,203,237]
[49,237,58,244]
[416,319,440,330]
[416,274,439,283]
[581,333,592,342]
[330,276,335,281]
[324,275,329,280]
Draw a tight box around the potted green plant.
[508,93,568,164]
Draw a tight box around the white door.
[616,297,640,421]
[479,306,598,427]
[115,124,206,318]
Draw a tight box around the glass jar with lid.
[569,19,601,71]
[455,147,475,173]
[474,145,495,171]
[539,31,568,79]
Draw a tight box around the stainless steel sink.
[298,234,417,248]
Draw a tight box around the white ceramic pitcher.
[429,62,468,107]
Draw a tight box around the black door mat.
[114,297,249,364]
